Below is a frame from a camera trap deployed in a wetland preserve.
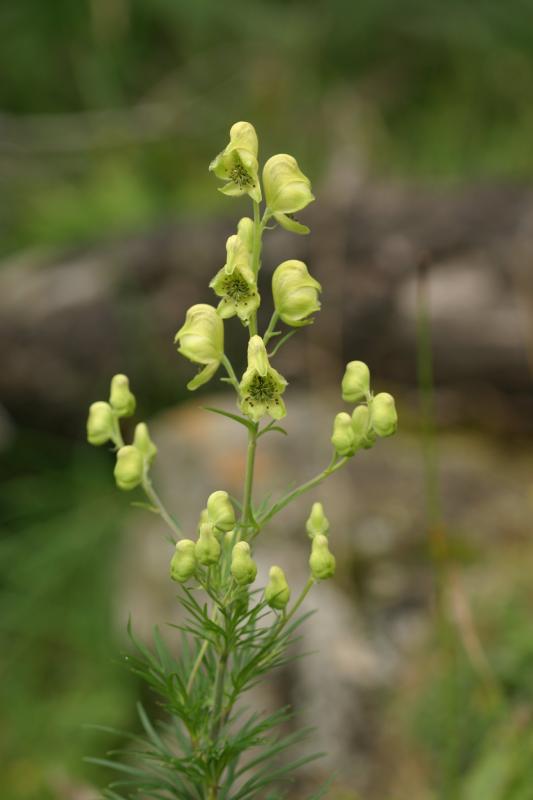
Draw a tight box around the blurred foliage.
[0,433,138,799]
[2,0,533,255]
[407,583,533,800]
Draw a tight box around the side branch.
[258,453,348,528]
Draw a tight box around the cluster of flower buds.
[86,374,157,492]
[169,490,241,582]
[331,361,398,458]
[306,501,336,580]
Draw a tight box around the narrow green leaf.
[203,406,253,431]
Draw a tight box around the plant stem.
[263,311,279,345]
[239,423,259,539]
[210,648,229,742]
[258,453,347,527]
[221,354,240,393]
[280,577,314,632]
[251,200,262,277]
[141,474,181,541]
[247,200,263,338]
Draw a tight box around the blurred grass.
[0,434,138,799]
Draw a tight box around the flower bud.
[351,405,376,450]
[133,422,157,465]
[331,412,356,457]
[237,216,254,253]
[170,539,197,583]
[209,121,261,203]
[305,501,330,539]
[198,508,209,530]
[224,529,237,547]
[341,361,370,403]
[114,445,144,491]
[86,401,114,446]
[272,260,321,327]
[265,566,291,610]
[174,304,224,391]
[109,374,136,417]
[371,392,398,437]
[263,154,315,234]
[231,542,257,586]
[195,522,221,566]
[309,534,336,581]
[246,335,269,376]
[207,490,236,533]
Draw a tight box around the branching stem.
[221,354,240,393]
[141,474,181,542]
[263,311,280,345]
[258,452,347,528]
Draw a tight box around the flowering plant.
[86,122,397,799]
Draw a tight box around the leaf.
[257,424,288,439]
[203,406,254,431]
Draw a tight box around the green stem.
[258,453,346,527]
[221,354,240,393]
[209,647,229,743]
[141,474,181,541]
[247,200,263,338]
[279,577,314,632]
[251,200,262,277]
[239,423,259,539]
[263,311,280,345]
[111,413,124,448]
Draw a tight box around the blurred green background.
[2,1,533,799]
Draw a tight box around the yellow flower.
[263,154,314,234]
[272,260,321,326]
[239,336,287,422]
[209,122,262,203]
[175,304,224,391]
[210,219,260,323]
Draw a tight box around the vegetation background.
[2,1,533,799]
